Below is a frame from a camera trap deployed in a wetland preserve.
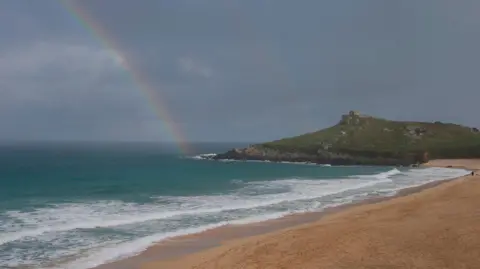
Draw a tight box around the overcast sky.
[1,0,479,143]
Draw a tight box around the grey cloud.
[177,57,213,79]
[1,0,480,143]
[0,41,167,141]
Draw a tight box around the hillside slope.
[213,111,480,165]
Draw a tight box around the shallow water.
[0,144,470,268]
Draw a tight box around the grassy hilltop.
[215,111,480,165]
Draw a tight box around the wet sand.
[96,159,480,269]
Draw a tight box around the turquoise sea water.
[0,143,470,269]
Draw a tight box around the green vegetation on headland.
[214,111,480,166]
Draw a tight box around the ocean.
[0,143,470,269]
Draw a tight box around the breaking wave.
[0,167,470,269]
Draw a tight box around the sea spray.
[0,149,470,269]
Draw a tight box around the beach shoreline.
[91,159,478,269]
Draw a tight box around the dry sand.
[141,159,480,269]
[424,159,480,170]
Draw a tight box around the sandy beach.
[128,159,480,269]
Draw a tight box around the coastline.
[92,159,478,269]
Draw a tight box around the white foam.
[191,155,324,166]
[279,161,317,166]
[375,168,402,179]
[0,175,392,246]
[0,168,445,247]
[188,153,217,160]
[230,179,244,184]
[354,168,401,179]
[44,212,289,269]
[1,167,471,269]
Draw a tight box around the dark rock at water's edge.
[212,146,427,166]
[212,111,480,166]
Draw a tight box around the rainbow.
[60,0,191,154]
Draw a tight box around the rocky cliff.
[212,111,480,166]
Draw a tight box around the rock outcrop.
[213,146,427,166]
[212,111,480,166]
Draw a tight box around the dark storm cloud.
[0,0,479,142]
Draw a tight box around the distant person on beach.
[472,171,475,176]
